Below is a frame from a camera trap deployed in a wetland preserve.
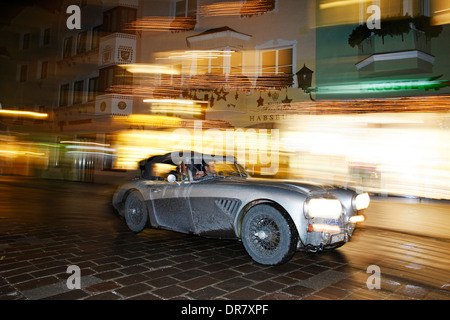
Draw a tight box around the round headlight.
[306,198,342,219]
[353,193,370,210]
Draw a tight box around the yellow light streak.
[310,224,341,234]
[143,99,208,105]
[349,215,365,223]
[60,141,111,147]
[0,150,45,156]
[119,64,179,75]
[0,109,48,118]
[320,0,367,10]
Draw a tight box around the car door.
[150,180,194,233]
[187,180,240,239]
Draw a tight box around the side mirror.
[167,174,177,183]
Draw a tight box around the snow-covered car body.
[112,151,369,265]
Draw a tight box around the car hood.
[250,178,334,194]
[206,176,334,195]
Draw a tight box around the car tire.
[124,190,147,233]
[241,204,298,265]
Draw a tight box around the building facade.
[316,0,450,100]
[1,1,450,198]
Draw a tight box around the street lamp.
[296,64,315,101]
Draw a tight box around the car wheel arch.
[235,199,298,240]
[120,188,144,215]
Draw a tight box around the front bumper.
[298,214,365,252]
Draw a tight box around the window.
[171,0,197,31]
[88,77,99,101]
[103,6,137,34]
[40,61,48,79]
[196,51,225,75]
[175,0,197,18]
[261,47,293,75]
[19,65,27,82]
[168,50,242,78]
[59,84,70,106]
[73,80,84,104]
[91,25,102,50]
[63,36,73,59]
[21,33,30,50]
[99,67,115,93]
[99,66,132,93]
[230,51,243,75]
[43,28,50,46]
[76,31,87,54]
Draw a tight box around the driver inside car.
[194,161,217,179]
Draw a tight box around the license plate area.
[331,233,345,243]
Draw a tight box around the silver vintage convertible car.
[112,151,369,265]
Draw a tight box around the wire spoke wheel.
[124,191,147,233]
[250,216,281,254]
[242,204,297,265]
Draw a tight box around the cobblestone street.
[1,177,449,302]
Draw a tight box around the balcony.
[356,29,434,76]
[95,94,133,116]
[98,33,136,68]
[352,16,442,77]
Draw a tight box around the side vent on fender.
[215,199,241,216]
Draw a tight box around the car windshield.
[191,161,249,180]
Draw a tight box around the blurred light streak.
[110,73,291,96]
[317,78,450,95]
[162,50,233,61]
[317,0,361,26]
[320,0,362,10]
[199,2,241,17]
[199,0,275,17]
[240,0,276,16]
[120,64,179,75]
[126,114,181,128]
[431,0,450,25]
[65,145,116,152]
[60,141,111,147]
[126,16,195,32]
[270,95,450,115]
[0,109,48,118]
[113,125,277,172]
[280,109,450,200]
[143,99,208,105]
[349,215,365,223]
[309,224,341,234]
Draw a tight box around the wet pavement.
[1,176,449,301]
